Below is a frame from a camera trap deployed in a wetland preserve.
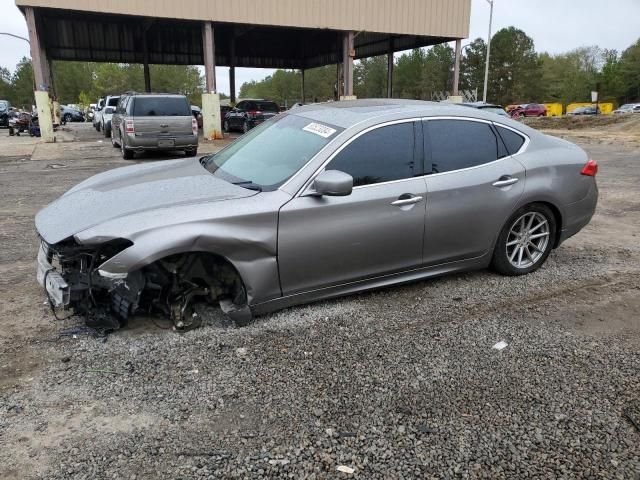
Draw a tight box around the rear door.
[422,118,526,265]
[132,96,192,142]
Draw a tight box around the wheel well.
[528,201,563,248]
[145,251,248,305]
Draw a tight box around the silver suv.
[111,93,198,159]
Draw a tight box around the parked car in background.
[111,93,198,159]
[60,105,85,123]
[0,100,13,127]
[613,103,640,114]
[223,99,280,133]
[100,106,116,136]
[191,105,203,129]
[86,105,95,122]
[8,110,31,135]
[460,102,508,116]
[99,95,120,134]
[92,97,105,129]
[35,99,598,330]
[567,106,600,116]
[508,103,547,118]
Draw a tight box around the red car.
[509,103,547,118]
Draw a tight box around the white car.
[613,103,640,114]
[99,95,120,136]
[92,97,104,130]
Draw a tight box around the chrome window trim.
[295,115,532,196]
[490,121,530,156]
[296,117,422,196]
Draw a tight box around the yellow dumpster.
[566,102,614,115]
[543,103,563,117]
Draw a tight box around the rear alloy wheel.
[242,120,249,133]
[223,120,229,132]
[491,204,556,276]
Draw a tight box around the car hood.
[35,158,257,244]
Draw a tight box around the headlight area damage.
[36,237,249,330]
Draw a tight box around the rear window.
[256,101,279,112]
[496,126,526,155]
[132,96,190,116]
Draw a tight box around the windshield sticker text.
[303,122,337,138]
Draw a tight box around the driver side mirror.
[313,170,353,196]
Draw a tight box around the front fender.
[97,221,280,305]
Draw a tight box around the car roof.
[291,99,528,131]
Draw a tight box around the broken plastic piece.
[337,465,355,474]
[492,340,508,350]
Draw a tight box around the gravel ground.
[0,124,639,479]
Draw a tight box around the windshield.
[202,114,342,191]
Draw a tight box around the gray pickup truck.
[111,93,198,159]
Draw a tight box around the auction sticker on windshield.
[303,122,337,138]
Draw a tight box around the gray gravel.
[0,130,639,479]
[2,246,639,479]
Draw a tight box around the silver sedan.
[35,100,598,329]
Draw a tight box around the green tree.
[51,61,94,104]
[10,57,35,109]
[487,27,542,105]
[421,44,454,96]
[394,48,427,99]
[460,38,486,95]
[354,55,388,98]
[619,38,640,102]
[0,66,11,100]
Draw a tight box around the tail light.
[247,110,262,118]
[192,117,198,135]
[125,119,135,134]
[581,159,598,176]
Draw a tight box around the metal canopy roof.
[31,7,456,69]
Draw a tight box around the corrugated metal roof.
[18,0,470,38]
[28,8,464,68]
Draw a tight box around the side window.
[327,122,416,187]
[427,119,500,173]
[495,125,526,155]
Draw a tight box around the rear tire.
[491,203,556,276]
[103,123,111,137]
[185,148,198,157]
[111,129,120,148]
[223,120,229,132]
[121,135,134,159]
[242,121,249,133]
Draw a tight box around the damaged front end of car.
[36,236,250,330]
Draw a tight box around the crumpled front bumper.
[36,242,70,307]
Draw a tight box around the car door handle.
[492,176,519,187]
[391,195,423,206]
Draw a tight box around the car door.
[422,118,526,266]
[278,120,427,295]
